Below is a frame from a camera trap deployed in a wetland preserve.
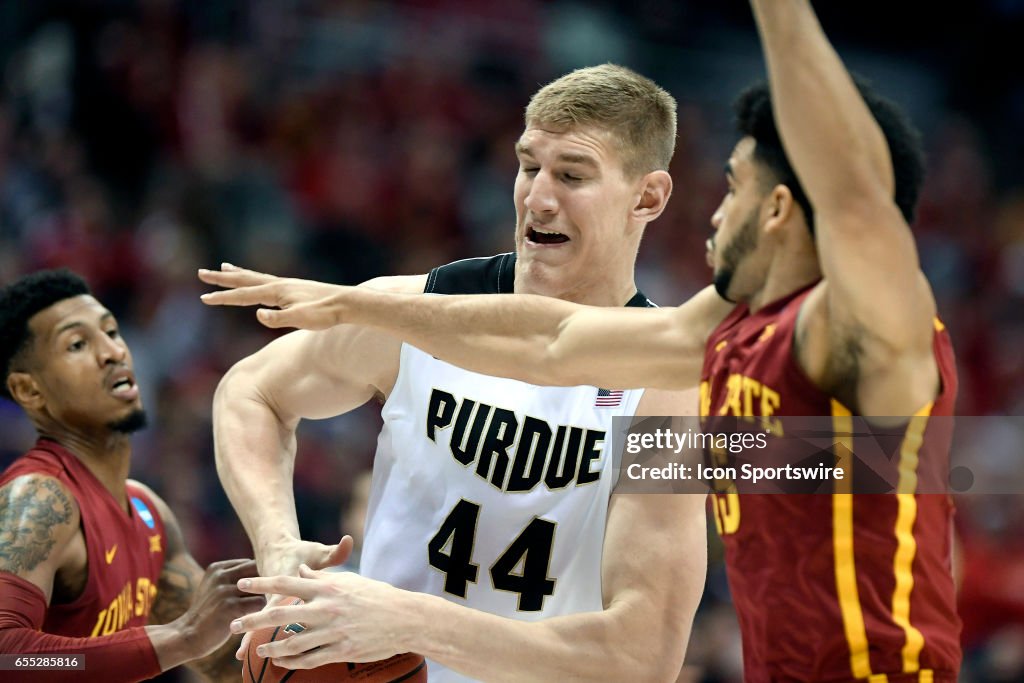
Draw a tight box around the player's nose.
[710,203,724,230]
[97,334,127,366]
[524,170,558,214]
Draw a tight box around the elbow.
[213,355,279,415]
[597,611,689,683]
[651,661,686,683]
[632,657,679,683]
[211,360,275,466]
[212,361,247,420]
[616,598,693,683]
[211,367,240,475]
[640,625,691,683]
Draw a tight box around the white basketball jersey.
[363,344,644,683]
[359,253,654,683]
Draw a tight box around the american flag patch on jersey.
[595,388,623,407]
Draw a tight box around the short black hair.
[0,269,91,400]
[734,77,926,234]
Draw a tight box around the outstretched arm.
[199,267,733,392]
[750,0,939,415]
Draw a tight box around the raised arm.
[750,0,939,414]
[0,475,260,682]
[751,1,896,206]
[229,389,706,683]
[212,274,424,579]
[200,267,733,392]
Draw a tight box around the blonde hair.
[525,64,677,177]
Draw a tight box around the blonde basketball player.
[205,65,709,682]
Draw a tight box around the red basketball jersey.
[0,439,167,638]
[700,283,961,682]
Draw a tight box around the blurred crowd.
[0,1,1021,681]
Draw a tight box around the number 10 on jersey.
[428,499,557,611]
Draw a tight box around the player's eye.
[68,339,86,352]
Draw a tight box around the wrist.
[255,534,302,574]
[398,590,446,658]
[340,288,377,326]
[146,622,194,671]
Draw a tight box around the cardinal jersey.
[0,439,167,638]
[362,253,652,683]
[700,283,961,683]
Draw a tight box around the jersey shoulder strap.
[425,253,516,295]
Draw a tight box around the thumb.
[327,535,355,567]
[305,536,353,570]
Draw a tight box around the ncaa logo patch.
[131,497,156,529]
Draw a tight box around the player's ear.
[7,371,44,411]
[633,170,673,224]
[764,183,795,233]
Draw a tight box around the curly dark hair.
[0,269,91,401]
[734,77,926,235]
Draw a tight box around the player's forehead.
[726,137,759,180]
[515,123,622,168]
[29,295,112,340]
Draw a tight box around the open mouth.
[528,226,570,245]
[109,374,139,400]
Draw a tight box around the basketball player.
[0,270,264,682]
[201,65,707,682]
[202,2,961,681]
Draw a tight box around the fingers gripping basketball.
[241,597,428,683]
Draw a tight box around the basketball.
[241,597,428,683]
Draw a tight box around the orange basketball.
[241,597,428,683]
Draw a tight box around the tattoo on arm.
[152,557,244,681]
[0,477,75,574]
[149,558,196,624]
[142,486,245,681]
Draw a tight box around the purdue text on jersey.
[426,388,604,493]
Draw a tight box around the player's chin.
[520,260,577,295]
[518,243,576,271]
[712,269,737,302]
[107,408,149,434]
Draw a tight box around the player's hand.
[258,535,354,578]
[198,263,351,330]
[161,559,264,663]
[233,536,355,660]
[230,566,416,668]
